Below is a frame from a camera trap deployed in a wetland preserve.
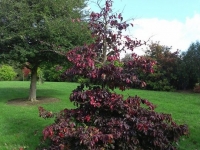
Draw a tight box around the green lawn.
[0,81,199,150]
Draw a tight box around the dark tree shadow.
[0,87,65,104]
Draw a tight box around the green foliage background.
[0,64,17,81]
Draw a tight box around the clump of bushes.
[39,85,188,150]
[43,65,66,82]
[0,64,17,81]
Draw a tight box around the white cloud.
[123,14,200,56]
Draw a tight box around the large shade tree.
[178,41,200,89]
[0,0,91,101]
[141,42,180,91]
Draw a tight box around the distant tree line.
[1,40,200,92]
[0,0,199,93]
[121,41,200,91]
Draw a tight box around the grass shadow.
[0,87,65,103]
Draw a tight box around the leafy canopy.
[0,0,91,67]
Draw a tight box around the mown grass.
[0,81,199,150]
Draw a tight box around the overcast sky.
[89,0,200,55]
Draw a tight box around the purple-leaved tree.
[39,0,188,149]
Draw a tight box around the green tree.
[0,0,91,101]
[178,41,200,89]
[42,64,67,82]
[140,42,180,91]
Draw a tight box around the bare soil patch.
[7,97,59,106]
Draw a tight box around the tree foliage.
[123,41,200,91]
[138,42,180,91]
[39,0,189,149]
[177,41,200,89]
[42,64,67,82]
[0,64,17,81]
[0,0,91,101]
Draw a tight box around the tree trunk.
[28,66,38,102]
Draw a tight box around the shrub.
[22,67,31,81]
[146,78,175,91]
[39,85,188,150]
[43,65,66,82]
[39,1,189,149]
[16,67,31,81]
[0,64,17,81]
